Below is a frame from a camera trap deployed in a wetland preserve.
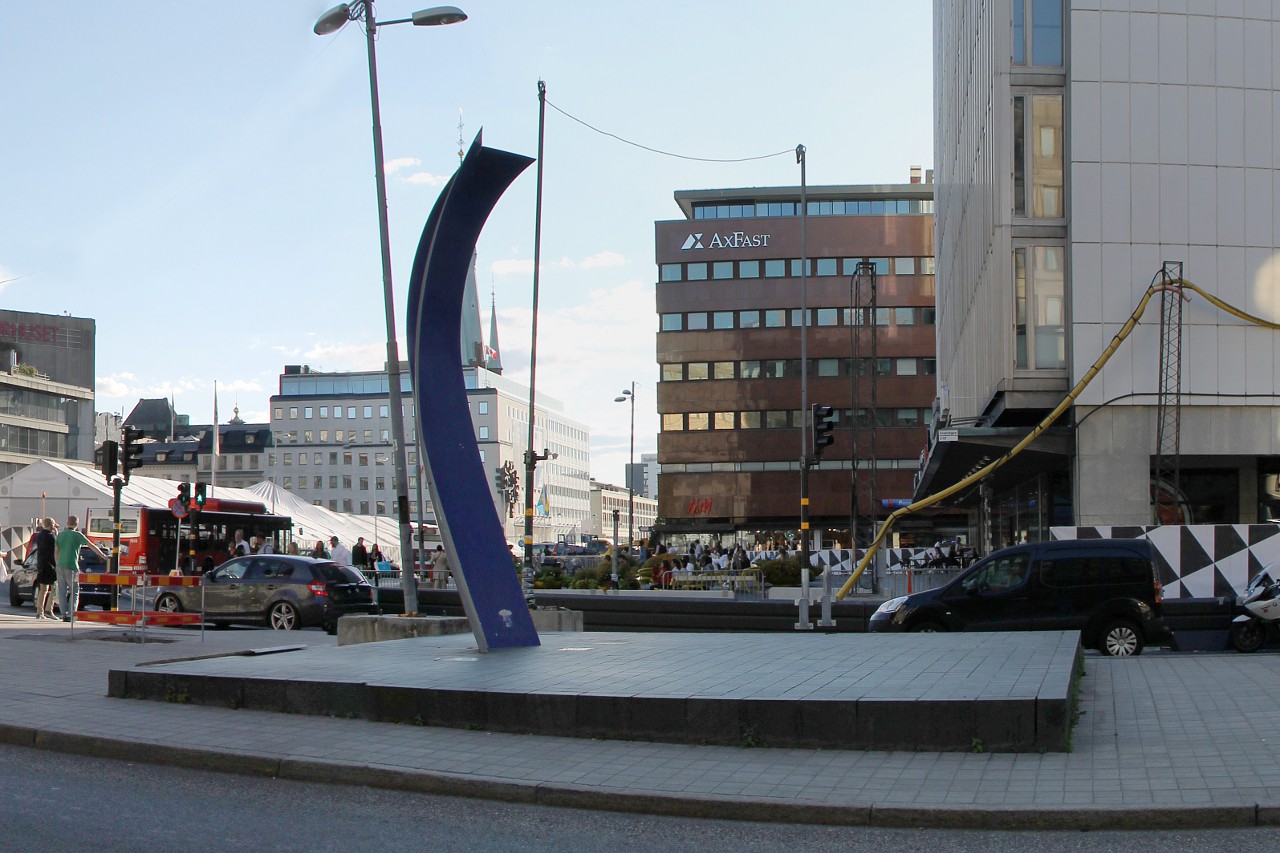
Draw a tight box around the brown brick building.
[653,177,961,548]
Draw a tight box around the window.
[283,453,293,465]
[895,307,915,326]
[303,406,313,419]
[661,314,683,332]
[764,309,786,328]
[816,358,840,377]
[816,258,837,276]
[741,361,761,379]
[894,257,916,275]
[303,430,313,442]
[713,361,735,380]
[662,364,683,382]
[343,452,353,465]
[816,308,838,327]
[334,407,343,419]
[660,264,682,282]
[791,308,808,327]
[740,411,761,429]
[739,260,760,278]
[313,476,322,489]
[379,404,389,417]
[789,259,810,277]
[347,407,356,419]
[1013,94,1063,218]
[712,261,734,279]
[319,406,329,417]
[713,412,735,429]
[273,407,283,420]
[761,360,787,379]
[920,258,936,275]
[1014,246,1066,370]
[1013,0,1063,67]
[870,258,889,275]
[359,478,369,492]
[765,411,789,429]
[478,401,488,415]
[764,259,786,278]
[662,414,684,431]
[299,452,308,465]
[687,363,709,381]
[896,359,918,376]
[739,310,761,329]
[687,313,709,331]
[687,263,708,281]
[289,407,298,419]
[479,426,489,440]
[923,307,936,325]
[319,430,328,442]
[923,358,937,375]
[687,413,709,431]
[707,311,732,330]
[363,406,373,418]
[874,308,890,326]
[329,452,338,464]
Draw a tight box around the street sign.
[168,497,187,519]
[938,428,959,442]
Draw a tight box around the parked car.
[869,538,1172,656]
[152,554,377,632]
[7,546,114,611]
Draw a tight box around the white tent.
[0,460,435,565]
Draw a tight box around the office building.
[924,1,1280,546]
[654,177,956,548]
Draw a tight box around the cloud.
[402,172,449,187]
[580,250,625,270]
[304,341,385,371]
[489,250,628,278]
[384,157,420,174]
[96,374,136,397]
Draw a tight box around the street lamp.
[314,2,467,617]
[613,383,635,552]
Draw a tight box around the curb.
[0,720,1276,830]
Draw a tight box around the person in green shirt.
[54,515,106,623]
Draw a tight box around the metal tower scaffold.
[1153,260,1184,524]
[849,262,878,551]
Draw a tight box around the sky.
[0,1,933,487]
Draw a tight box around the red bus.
[85,498,293,574]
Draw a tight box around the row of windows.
[279,373,410,397]
[660,256,934,283]
[0,386,80,426]
[661,306,935,333]
[661,458,920,473]
[274,428,393,446]
[661,407,933,432]
[198,455,259,471]
[0,424,68,458]
[662,357,937,383]
[268,449,419,468]
[277,474,407,493]
[278,403,393,421]
[691,198,934,220]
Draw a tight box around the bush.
[755,556,802,587]
[533,567,569,589]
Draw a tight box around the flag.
[535,483,550,517]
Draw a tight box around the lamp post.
[314,2,467,616]
[613,383,635,552]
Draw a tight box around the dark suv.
[869,539,1172,656]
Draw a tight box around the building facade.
[654,179,956,549]
[588,478,658,544]
[926,1,1280,547]
[0,309,96,480]
[266,363,592,547]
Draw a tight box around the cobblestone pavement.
[1,612,1277,829]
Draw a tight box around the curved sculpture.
[406,132,537,651]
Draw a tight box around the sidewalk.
[1,611,1278,829]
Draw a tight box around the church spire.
[485,282,503,374]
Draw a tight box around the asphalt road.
[3,742,1279,853]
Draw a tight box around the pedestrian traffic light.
[812,404,836,459]
[101,439,119,481]
[193,482,207,508]
[177,481,190,507]
[121,427,145,482]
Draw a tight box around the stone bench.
[337,608,582,646]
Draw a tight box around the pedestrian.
[369,545,384,565]
[231,529,251,557]
[286,541,301,556]
[351,536,369,569]
[32,517,57,620]
[258,535,275,555]
[431,544,450,589]
[329,535,352,566]
[54,515,106,622]
[310,540,327,558]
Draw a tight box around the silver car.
[153,554,376,632]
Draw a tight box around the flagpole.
[211,382,219,493]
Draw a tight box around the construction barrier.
[74,572,204,634]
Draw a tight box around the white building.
[924,1,1280,546]
[588,478,658,545]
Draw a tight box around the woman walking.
[33,517,58,620]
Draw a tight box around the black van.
[869,539,1172,656]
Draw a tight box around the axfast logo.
[681,231,770,250]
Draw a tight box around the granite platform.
[110,630,1082,753]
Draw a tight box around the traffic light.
[177,481,191,507]
[193,482,207,508]
[494,467,506,495]
[121,427,145,482]
[812,404,836,459]
[101,440,119,480]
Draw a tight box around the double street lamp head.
[313,3,467,35]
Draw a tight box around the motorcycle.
[1229,567,1280,653]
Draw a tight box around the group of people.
[28,515,105,621]
[670,541,752,573]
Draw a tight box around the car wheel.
[1230,619,1266,653]
[268,601,299,631]
[1100,619,1143,656]
[910,621,945,633]
[8,579,21,607]
[154,593,182,613]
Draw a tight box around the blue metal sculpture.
[406,132,538,651]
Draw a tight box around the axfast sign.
[681,231,770,250]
